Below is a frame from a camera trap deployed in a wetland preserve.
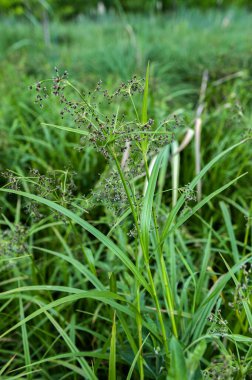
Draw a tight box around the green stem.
[144,154,178,338]
[110,147,170,364]
[109,148,145,376]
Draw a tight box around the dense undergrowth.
[0,9,252,379]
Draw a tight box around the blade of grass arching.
[1,285,108,297]
[220,201,239,264]
[0,355,16,376]
[185,255,252,343]
[185,334,252,352]
[194,213,229,252]
[195,228,212,306]
[161,139,249,243]
[2,370,41,379]
[126,334,150,380]
[48,360,89,377]
[52,226,74,256]
[0,188,151,295]
[33,247,105,290]
[41,123,89,135]
[171,173,247,233]
[0,291,136,341]
[19,292,31,379]
[44,310,97,380]
[220,253,252,330]
[220,196,249,217]
[107,208,131,237]
[9,351,109,375]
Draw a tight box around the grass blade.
[220,201,239,264]
[109,312,117,380]
[167,336,188,380]
[161,139,249,242]
[0,188,152,295]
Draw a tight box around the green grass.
[0,8,252,379]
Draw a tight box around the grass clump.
[0,9,252,379]
[0,62,251,379]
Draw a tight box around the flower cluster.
[203,354,238,380]
[1,168,87,222]
[29,68,179,216]
[228,263,252,314]
[0,224,27,258]
[30,67,176,162]
[207,310,229,336]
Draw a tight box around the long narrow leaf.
[0,188,152,295]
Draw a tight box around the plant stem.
[110,147,170,364]
[144,153,178,338]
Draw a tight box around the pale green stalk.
[110,148,170,363]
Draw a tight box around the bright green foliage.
[0,8,252,380]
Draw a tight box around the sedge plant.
[0,65,251,379]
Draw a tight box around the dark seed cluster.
[92,169,127,214]
[29,68,179,216]
[30,68,176,161]
[1,168,85,222]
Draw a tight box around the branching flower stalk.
[30,66,179,372]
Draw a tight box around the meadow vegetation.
[0,8,252,379]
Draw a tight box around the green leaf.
[140,148,164,257]
[109,312,117,380]
[167,337,188,380]
[220,253,252,330]
[220,201,239,264]
[44,310,97,379]
[19,294,31,378]
[161,139,249,242]
[186,255,252,342]
[126,334,149,380]
[0,290,135,341]
[41,123,89,135]
[0,188,152,295]
[195,228,212,306]
[33,247,105,290]
[171,173,247,233]
[187,340,206,379]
